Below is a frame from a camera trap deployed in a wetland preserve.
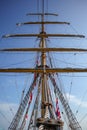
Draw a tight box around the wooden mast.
[40,0,46,118]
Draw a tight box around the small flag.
[29,92,33,104]
[55,98,61,119]
[25,114,28,119]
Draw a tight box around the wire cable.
[0,111,10,124]
[79,113,87,123]
[76,89,87,115]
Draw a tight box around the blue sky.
[0,0,87,130]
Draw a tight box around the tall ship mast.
[0,0,87,130]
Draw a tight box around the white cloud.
[66,93,87,108]
[0,102,18,112]
[0,102,18,130]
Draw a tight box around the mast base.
[36,118,64,130]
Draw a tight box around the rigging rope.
[53,57,87,68]
[76,89,87,115]
[61,111,70,130]
[79,113,87,123]
[46,40,53,68]
[14,75,20,102]
[48,86,56,119]
[70,24,79,34]
[68,81,72,102]
[20,75,32,103]
[0,85,14,119]
[0,57,35,68]
[46,40,66,99]
[8,74,39,130]
[49,74,82,130]
[19,92,33,130]
[0,111,10,124]
[28,77,41,130]
[37,0,40,21]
